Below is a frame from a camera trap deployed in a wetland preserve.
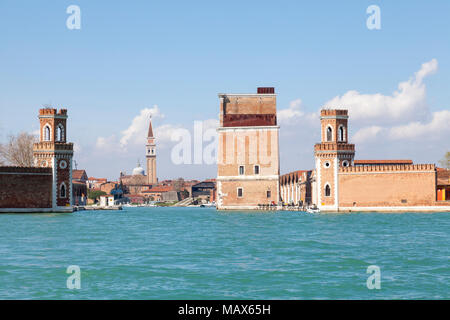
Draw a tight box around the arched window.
[60,183,66,198]
[325,184,331,197]
[56,125,64,142]
[326,126,333,142]
[339,126,345,142]
[44,125,51,141]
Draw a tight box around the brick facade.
[338,165,436,208]
[0,167,52,208]
[217,88,280,209]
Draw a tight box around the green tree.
[181,189,189,199]
[439,151,450,169]
[88,190,107,202]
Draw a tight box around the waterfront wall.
[0,167,53,209]
[338,165,436,208]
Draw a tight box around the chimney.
[257,87,275,94]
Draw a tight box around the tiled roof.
[88,177,107,182]
[72,170,86,180]
[143,185,174,193]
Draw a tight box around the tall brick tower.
[33,108,74,210]
[314,109,355,211]
[217,87,280,210]
[146,117,157,185]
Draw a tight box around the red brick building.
[0,108,73,213]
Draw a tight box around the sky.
[0,0,449,181]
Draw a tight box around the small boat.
[306,206,320,213]
[200,202,216,208]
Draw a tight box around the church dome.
[132,165,145,176]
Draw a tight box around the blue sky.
[0,0,449,180]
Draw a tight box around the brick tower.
[314,109,355,211]
[217,87,280,210]
[146,116,157,185]
[33,108,74,211]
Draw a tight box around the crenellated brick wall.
[339,164,435,173]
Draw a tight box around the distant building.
[72,169,88,205]
[280,170,313,205]
[87,177,107,190]
[437,168,450,201]
[142,185,175,202]
[191,181,216,201]
[146,117,157,185]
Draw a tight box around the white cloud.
[389,110,450,140]
[278,98,318,124]
[95,135,118,152]
[324,59,438,124]
[353,126,383,143]
[278,99,304,123]
[119,105,164,149]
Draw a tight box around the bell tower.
[146,116,157,185]
[314,109,355,211]
[33,108,74,210]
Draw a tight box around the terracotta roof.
[143,185,174,193]
[88,177,107,182]
[72,170,86,180]
[354,160,413,165]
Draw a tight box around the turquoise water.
[0,207,448,299]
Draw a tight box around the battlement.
[314,143,355,152]
[320,109,348,117]
[339,164,435,173]
[33,142,74,151]
[0,166,52,174]
[39,108,68,116]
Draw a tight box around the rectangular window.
[254,165,260,175]
[266,190,271,198]
[239,166,244,175]
[237,188,243,198]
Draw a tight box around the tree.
[173,178,185,191]
[439,151,450,170]
[88,190,107,202]
[181,189,190,199]
[0,132,38,167]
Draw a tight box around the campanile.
[33,108,74,210]
[146,117,157,185]
[314,109,355,210]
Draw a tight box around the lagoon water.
[0,207,449,299]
